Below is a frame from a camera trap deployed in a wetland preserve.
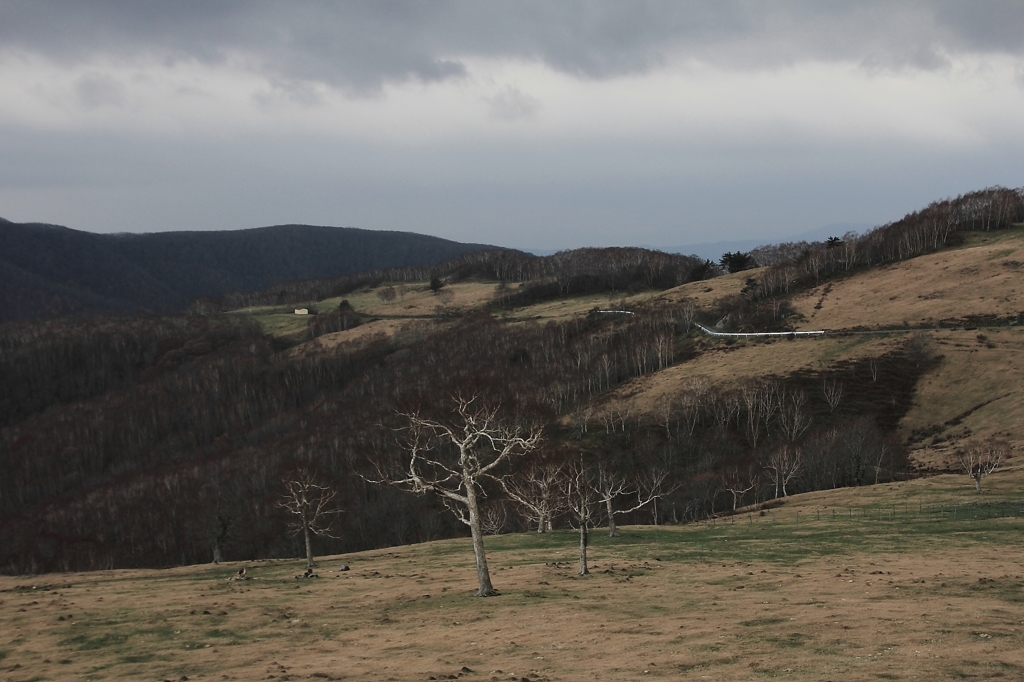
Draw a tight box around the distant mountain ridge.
[0,219,496,321]
[524,223,874,260]
[659,222,874,262]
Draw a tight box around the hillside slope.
[2,191,1023,575]
[791,228,1024,330]
[0,218,496,321]
[594,226,1024,470]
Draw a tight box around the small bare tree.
[565,456,600,576]
[956,439,1007,494]
[370,396,542,596]
[822,379,843,413]
[653,394,676,440]
[777,388,812,442]
[740,381,781,448]
[479,500,508,536]
[595,463,631,537]
[873,441,895,485]
[593,464,667,537]
[278,468,341,569]
[502,461,567,532]
[717,462,759,511]
[765,444,803,498]
[566,456,665,575]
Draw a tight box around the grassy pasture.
[3,470,1024,681]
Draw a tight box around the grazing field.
[3,470,1024,681]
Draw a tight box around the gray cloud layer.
[3,1,1023,92]
[2,1,1022,248]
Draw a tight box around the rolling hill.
[0,218,498,321]
[1,186,1022,579]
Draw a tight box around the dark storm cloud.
[2,1,1022,93]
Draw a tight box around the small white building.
[294,308,308,315]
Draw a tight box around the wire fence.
[697,500,1024,527]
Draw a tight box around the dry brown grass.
[791,228,1024,331]
[597,334,899,414]
[319,281,501,318]
[594,325,1024,469]
[287,319,441,358]
[656,268,761,308]
[4,469,1024,681]
[899,328,1024,468]
[586,231,1024,464]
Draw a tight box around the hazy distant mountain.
[524,223,874,260]
[661,223,873,262]
[0,219,496,321]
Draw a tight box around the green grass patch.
[61,632,130,651]
[247,312,310,339]
[987,248,1018,261]
[741,617,787,627]
[767,632,811,648]
[477,502,1024,569]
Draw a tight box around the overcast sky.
[1,1,1023,251]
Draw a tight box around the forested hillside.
[0,219,495,321]
[1,186,1022,575]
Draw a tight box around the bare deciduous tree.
[741,381,781,448]
[709,389,740,432]
[502,461,567,533]
[593,464,668,536]
[822,379,844,413]
[565,456,600,576]
[677,377,711,437]
[956,439,1007,494]
[595,463,632,537]
[371,396,542,596]
[277,468,341,569]
[565,456,666,575]
[479,500,508,536]
[653,394,675,440]
[765,444,803,498]
[678,300,698,332]
[777,388,812,442]
[717,462,759,511]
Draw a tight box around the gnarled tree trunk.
[466,476,496,596]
